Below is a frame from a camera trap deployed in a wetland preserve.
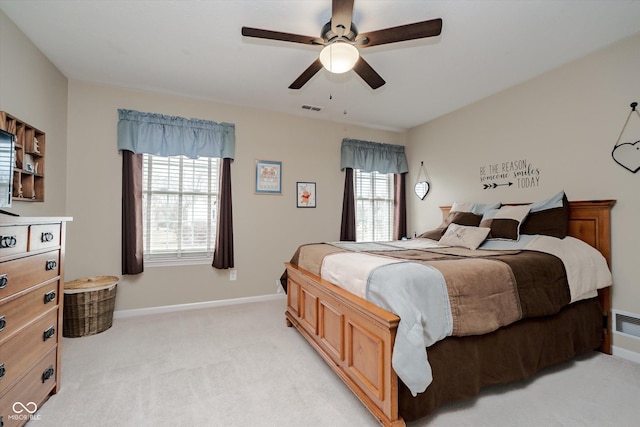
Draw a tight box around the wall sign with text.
[479,158,541,190]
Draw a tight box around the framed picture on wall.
[296,182,316,208]
[255,160,282,194]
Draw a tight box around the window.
[354,169,394,242]
[142,154,220,265]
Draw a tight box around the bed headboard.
[440,199,616,354]
[439,200,616,265]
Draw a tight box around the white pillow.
[451,201,501,215]
[529,190,565,212]
[439,223,491,250]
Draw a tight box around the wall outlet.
[229,269,237,281]
[276,279,283,293]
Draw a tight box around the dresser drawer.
[0,281,59,345]
[28,224,61,252]
[0,347,57,427]
[0,226,28,257]
[0,308,57,394]
[0,251,60,300]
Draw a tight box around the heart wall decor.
[414,181,429,200]
[414,161,431,200]
[612,101,640,173]
[612,140,640,173]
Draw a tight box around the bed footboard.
[285,263,404,427]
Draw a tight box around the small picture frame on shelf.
[23,153,34,173]
[296,182,316,208]
[255,160,282,195]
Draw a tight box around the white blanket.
[324,236,612,306]
[525,236,612,302]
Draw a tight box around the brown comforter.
[288,243,571,337]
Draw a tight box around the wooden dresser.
[0,217,71,427]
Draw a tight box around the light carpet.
[32,297,640,426]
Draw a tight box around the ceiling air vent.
[301,104,322,112]
[613,310,640,340]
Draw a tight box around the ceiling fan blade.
[357,18,442,48]
[242,27,323,45]
[331,0,354,36]
[352,57,385,90]
[289,58,324,90]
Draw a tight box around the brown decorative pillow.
[520,193,570,238]
[418,211,482,240]
[480,204,531,240]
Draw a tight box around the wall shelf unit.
[0,111,45,202]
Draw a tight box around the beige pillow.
[439,223,491,250]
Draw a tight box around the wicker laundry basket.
[63,276,118,337]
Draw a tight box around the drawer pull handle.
[0,235,17,249]
[0,316,5,332]
[43,326,56,341]
[45,259,57,271]
[44,290,56,304]
[0,274,7,289]
[42,365,55,383]
[0,363,5,380]
[41,232,55,243]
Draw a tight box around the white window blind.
[354,169,394,242]
[142,154,220,264]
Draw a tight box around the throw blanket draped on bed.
[288,236,611,396]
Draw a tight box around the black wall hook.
[631,102,638,111]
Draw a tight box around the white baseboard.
[113,293,286,319]
[612,345,640,364]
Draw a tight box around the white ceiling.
[2,0,640,131]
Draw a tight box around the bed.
[283,199,615,426]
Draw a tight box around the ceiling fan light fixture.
[319,42,359,74]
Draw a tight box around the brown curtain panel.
[394,173,407,240]
[340,167,356,241]
[121,150,144,275]
[213,158,234,269]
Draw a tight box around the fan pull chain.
[343,77,348,115]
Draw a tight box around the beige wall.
[406,33,640,355]
[0,10,68,216]
[65,80,405,311]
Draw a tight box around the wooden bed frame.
[284,200,615,426]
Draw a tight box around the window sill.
[144,256,213,268]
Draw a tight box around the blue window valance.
[340,138,408,174]
[117,109,235,159]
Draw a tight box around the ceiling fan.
[241,0,442,90]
